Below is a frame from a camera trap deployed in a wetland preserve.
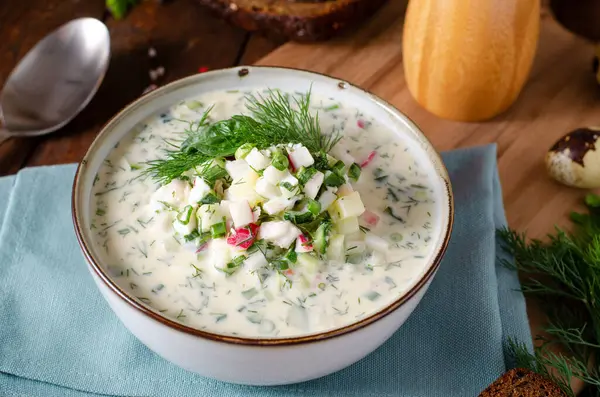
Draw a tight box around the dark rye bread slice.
[195,0,389,42]
[478,368,568,397]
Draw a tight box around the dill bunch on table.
[499,194,600,397]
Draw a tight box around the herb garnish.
[142,89,341,185]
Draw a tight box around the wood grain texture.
[256,1,597,394]
[0,0,106,175]
[24,0,249,168]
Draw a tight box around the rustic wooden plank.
[24,0,250,168]
[255,2,595,394]
[240,33,286,66]
[0,0,106,176]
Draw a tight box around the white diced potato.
[259,221,301,248]
[336,183,354,197]
[150,179,190,212]
[197,204,224,232]
[244,252,268,271]
[329,191,365,220]
[228,200,253,228]
[188,177,211,205]
[326,234,345,262]
[263,166,288,185]
[318,189,337,213]
[245,148,270,170]
[303,171,324,200]
[263,197,297,215]
[281,173,298,186]
[334,216,359,234]
[225,159,250,180]
[365,233,389,253]
[255,177,281,199]
[252,206,261,222]
[209,238,232,273]
[287,145,314,168]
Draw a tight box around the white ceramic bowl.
[72,66,454,386]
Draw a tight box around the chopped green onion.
[324,171,345,187]
[313,152,330,172]
[235,143,254,160]
[284,211,314,224]
[219,256,245,276]
[186,100,204,110]
[177,205,193,225]
[365,291,381,301]
[284,248,297,263]
[318,282,326,290]
[280,181,295,191]
[390,232,403,242]
[331,160,345,175]
[211,219,227,238]
[272,259,289,270]
[307,199,321,215]
[271,151,289,171]
[297,167,317,185]
[200,192,220,204]
[313,220,332,254]
[348,163,361,181]
[184,230,200,242]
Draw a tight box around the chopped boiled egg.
[197,203,224,232]
[259,220,301,248]
[245,148,270,170]
[188,177,211,205]
[287,145,314,168]
[226,170,261,205]
[303,171,324,200]
[225,159,251,180]
[228,200,254,228]
[263,196,297,215]
[255,177,281,199]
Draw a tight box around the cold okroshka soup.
[90,88,442,338]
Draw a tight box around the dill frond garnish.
[142,88,341,185]
[499,194,600,397]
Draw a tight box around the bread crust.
[478,368,568,397]
[195,0,389,42]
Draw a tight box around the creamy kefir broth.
[90,89,440,338]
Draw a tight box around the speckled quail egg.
[546,127,600,188]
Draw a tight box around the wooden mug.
[402,0,541,122]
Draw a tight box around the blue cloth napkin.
[0,144,532,397]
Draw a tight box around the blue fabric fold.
[0,144,532,397]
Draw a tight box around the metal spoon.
[0,18,110,146]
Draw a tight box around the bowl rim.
[72,65,454,346]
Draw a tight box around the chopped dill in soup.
[90,88,440,338]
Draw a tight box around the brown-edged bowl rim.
[72,65,454,346]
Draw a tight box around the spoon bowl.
[0,18,110,143]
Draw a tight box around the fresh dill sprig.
[141,89,341,185]
[499,193,600,397]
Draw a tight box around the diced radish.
[228,200,254,228]
[287,145,314,168]
[287,154,296,172]
[357,120,366,129]
[226,223,259,249]
[365,233,389,253]
[263,166,288,185]
[361,210,380,227]
[318,189,337,213]
[303,171,324,200]
[259,221,301,248]
[360,151,377,168]
[245,148,270,170]
[196,243,208,253]
[255,177,281,199]
[295,234,313,253]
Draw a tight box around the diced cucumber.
[326,234,345,262]
[307,199,321,215]
[296,253,320,274]
[324,171,345,187]
[297,167,317,185]
[348,163,361,181]
[284,210,314,224]
[199,192,220,204]
[331,160,346,175]
[313,220,332,254]
[271,150,289,171]
[235,143,254,160]
[334,216,359,234]
[211,219,227,238]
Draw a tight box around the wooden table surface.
[0,0,284,176]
